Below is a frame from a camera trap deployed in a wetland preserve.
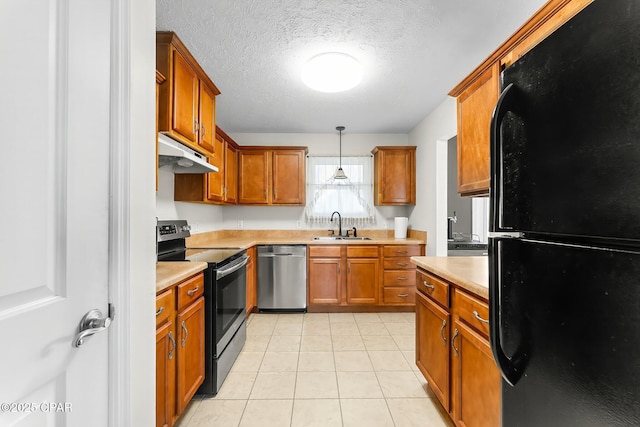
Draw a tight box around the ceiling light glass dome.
[302,52,363,93]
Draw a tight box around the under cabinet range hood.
[158,133,218,174]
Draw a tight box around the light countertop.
[410,256,489,299]
[187,236,425,249]
[156,261,208,293]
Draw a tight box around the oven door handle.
[216,255,250,280]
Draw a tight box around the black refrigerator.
[489,1,640,426]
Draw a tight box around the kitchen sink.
[313,236,372,240]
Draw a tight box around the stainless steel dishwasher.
[257,245,307,312]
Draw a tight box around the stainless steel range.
[157,220,248,395]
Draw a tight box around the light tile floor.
[175,312,454,427]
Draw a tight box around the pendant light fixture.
[334,126,347,179]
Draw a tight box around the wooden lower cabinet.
[382,245,424,305]
[176,297,205,414]
[416,268,500,427]
[308,245,380,308]
[156,273,205,427]
[346,257,379,304]
[416,290,450,411]
[308,257,341,305]
[451,319,501,427]
[308,244,425,310]
[246,246,257,314]
[156,319,175,427]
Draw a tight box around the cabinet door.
[456,63,499,196]
[246,247,256,314]
[198,81,216,153]
[451,320,501,427]
[272,150,305,205]
[176,297,205,414]
[238,150,269,204]
[224,141,238,204]
[171,49,199,144]
[156,321,176,427]
[308,258,342,305]
[376,149,415,205]
[207,133,225,202]
[346,258,379,304]
[416,290,450,411]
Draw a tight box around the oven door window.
[216,265,246,348]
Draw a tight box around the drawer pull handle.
[423,281,435,291]
[156,306,164,317]
[168,331,176,360]
[187,286,200,296]
[181,321,189,347]
[396,262,409,267]
[396,276,408,281]
[452,328,460,356]
[397,293,409,298]
[473,310,489,324]
[396,250,408,254]
[440,320,447,345]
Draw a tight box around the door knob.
[73,304,114,348]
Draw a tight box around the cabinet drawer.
[454,289,490,338]
[346,246,379,258]
[156,288,175,327]
[383,245,422,257]
[383,287,416,304]
[177,273,204,311]
[383,270,416,287]
[416,270,449,308]
[309,245,341,258]
[383,257,416,270]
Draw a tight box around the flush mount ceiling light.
[334,126,347,179]
[302,52,363,93]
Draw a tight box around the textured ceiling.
[156,0,546,133]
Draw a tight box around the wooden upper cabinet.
[206,133,225,203]
[372,146,416,205]
[449,0,594,197]
[272,150,305,205]
[171,51,199,143]
[238,147,307,206]
[224,140,238,204]
[157,31,220,156]
[174,127,239,206]
[198,82,216,153]
[456,63,499,196]
[238,149,270,205]
[501,0,593,68]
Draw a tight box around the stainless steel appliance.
[257,245,307,312]
[157,220,248,395]
[489,1,640,425]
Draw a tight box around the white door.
[0,0,112,426]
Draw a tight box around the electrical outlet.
[193,222,199,232]
[238,220,243,229]
[296,221,301,229]
[383,220,388,229]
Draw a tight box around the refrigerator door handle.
[489,237,530,386]
[489,83,517,232]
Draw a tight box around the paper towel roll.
[394,217,408,239]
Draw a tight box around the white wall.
[408,97,457,255]
[156,167,224,232]
[156,133,413,232]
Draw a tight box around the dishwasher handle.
[259,253,307,258]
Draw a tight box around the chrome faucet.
[330,211,342,237]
